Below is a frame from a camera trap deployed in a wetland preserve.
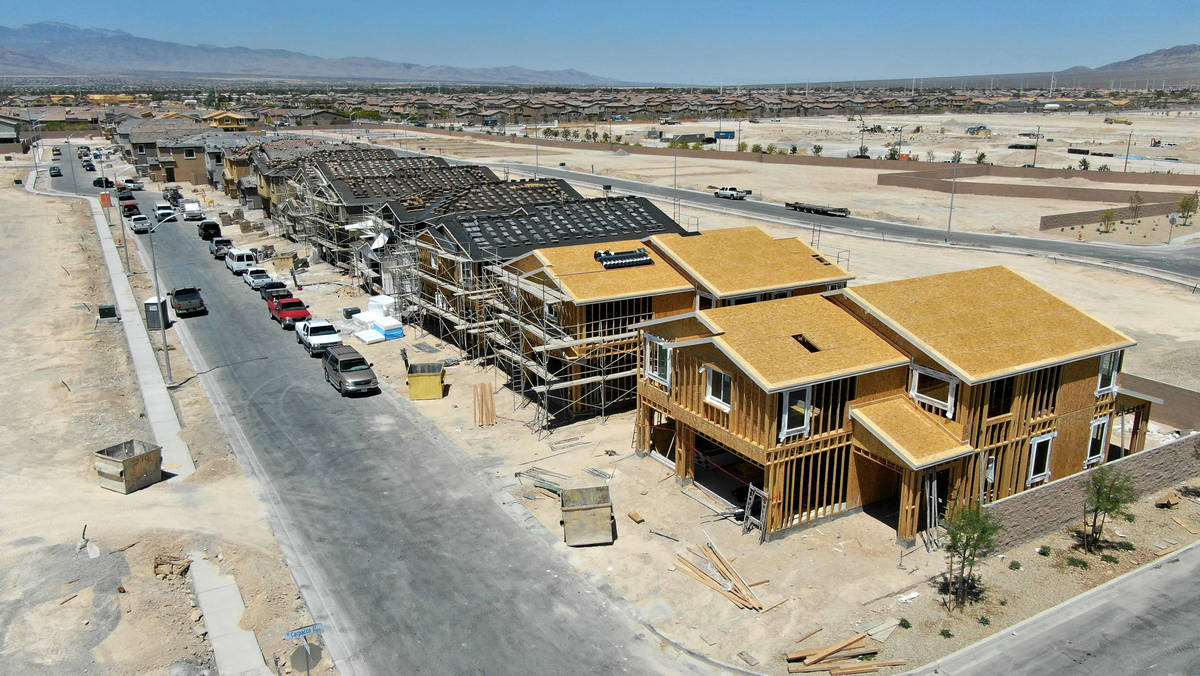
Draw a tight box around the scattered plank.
[787,642,871,663]
[473,384,496,426]
[649,529,679,542]
[808,633,870,665]
[111,540,140,554]
[1171,516,1200,535]
[788,660,864,674]
[748,578,770,587]
[1155,546,1180,557]
[762,597,789,614]
[794,626,823,644]
[58,594,78,606]
[627,511,645,524]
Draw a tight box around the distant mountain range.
[0,22,627,85]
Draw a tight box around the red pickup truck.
[267,297,311,329]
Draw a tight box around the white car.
[295,319,343,356]
[128,214,151,234]
[242,267,272,289]
[154,206,176,221]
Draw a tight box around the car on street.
[713,186,750,200]
[121,179,145,191]
[209,237,234,259]
[49,166,62,177]
[267,297,311,329]
[154,203,175,220]
[128,214,151,234]
[167,286,206,316]
[197,220,221,240]
[121,201,141,218]
[257,280,289,301]
[82,163,96,172]
[92,177,115,188]
[296,319,343,356]
[157,212,181,225]
[322,345,378,396]
[242,267,272,289]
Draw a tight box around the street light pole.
[1123,130,1133,172]
[147,223,176,387]
[1032,125,1040,167]
[945,160,959,243]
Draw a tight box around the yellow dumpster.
[407,362,445,400]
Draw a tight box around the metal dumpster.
[407,362,445,400]
[560,485,615,546]
[93,439,162,494]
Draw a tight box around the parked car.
[296,319,343,356]
[257,280,288,300]
[242,267,272,289]
[121,179,145,191]
[209,237,234,259]
[225,248,256,275]
[92,177,114,188]
[167,286,206,316]
[181,199,204,221]
[122,202,141,218]
[128,214,151,234]
[156,212,181,225]
[49,166,62,177]
[197,220,221,240]
[267,297,311,329]
[82,162,96,172]
[713,186,750,200]
[162,186,183,206]
[322,345,378,396]
[154,202,175,221]
[116,188,134,201]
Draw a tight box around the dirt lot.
[0,165,332,675]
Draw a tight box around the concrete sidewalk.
[189,552,272,676]
[24,163,195,479]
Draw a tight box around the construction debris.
[584,466,613,481]
[794,626,823,643]
[627,511,645,524]
[472,383,496,426]
[153,555,191,579]
[673,539,763,610]
[1171,516,1200,534]
[514,467,568,494]
[1156,492,1180,509]
[649,529,679,542]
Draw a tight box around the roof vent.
[594,248,654,269]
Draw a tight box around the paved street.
[910,543,1200,675]
[47,145,683,675]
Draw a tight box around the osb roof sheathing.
[842,266,1136,383]
[648,226,852,297]
[699,295,908,391]
[532,240,692,304]
[851,395,973,470]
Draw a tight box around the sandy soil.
[0,167,333,675]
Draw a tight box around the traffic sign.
[285,623,324,641]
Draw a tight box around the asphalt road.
[48,144,682,675]
[910,543,1200,675]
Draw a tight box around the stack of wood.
[674,540,763,610]
[784,632,905,674]
[153,554,191,579]
[473,383,496,426]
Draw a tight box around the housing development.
[2,34,1200,676]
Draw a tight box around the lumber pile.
[674,540,763,610]
[783,631,906,674]
[473,383,496,426]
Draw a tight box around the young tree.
[926,150,936,162]
[951,150,963,163]
[1178,192,1198,226]
[1083,466,1137,553]
[1099,209,1117,233]
[1129,192,1145,222]
[886,146,900,160]
[737,141,748,152]
[765,143,778,154]
[858,144,870,157]
[975,151,987,164]
[751,143,764,153]
[1097,164,1112,171]
[1078,157,1091,171]
[791,144,800,155]
[943,503,1002,611]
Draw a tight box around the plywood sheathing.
[698,295,908,392]
[842,266,1136,384]
[648,226,852,298]
[531,239,693,304]
[850,395,974,470]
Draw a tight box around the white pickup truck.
[181,199,204,221]
[295,319,343,356]
[713,186,751,200]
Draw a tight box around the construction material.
[1156,492,1180,509]
[649,529,679,542]
[627,511,645,524]
[153,555,191,578]
[794,626,823,643]
[1156,546,1180,557]
[584,466,613,481]
[673,540,763,610]
[1171,517,1200,534]
[406,362,445,400]
[797,634,870,664]
[515,467,566,495]
[762,597,790,613]
[560,486,615,546]
[59,594,78,606]
[748,579,770,587]
[473,384,496,426]
[92,439,162,494]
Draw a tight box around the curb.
[24,161,196,480]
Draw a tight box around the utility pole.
[1032,125,1040,168]
[945,160,959,243]
[1123,130,1133,172]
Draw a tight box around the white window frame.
[645,336,671,387]
[909,364,958,418]
[1086,417,1109,467]
[1096,350,1122,396]
[184,148,196,159]
[703,366,732,412]
[1027,431,1057,486]
[778,387,812,440]
[137,144,146,155]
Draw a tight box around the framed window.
[1087,418,1109,467]
[909,365,958,417]
[1027,432,1056,486]
[645,336,671,386]
[696,293,715,310]
[1097,351,1122,395]
[778,387,811,439]
[987,376,1015,418]
[137,145,146,155]
[704,367,732,412]
[184,149,196,159]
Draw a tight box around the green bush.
[1101,554,1119,564]
[1037,546,1051,557]
[1115,541,1136,551]
[898,617,911,629]
[1067,556,1089,569]
[1123,513,1137,522]
[940,629,954,638]
[1008,560,1022,570]
[978,616,990,625]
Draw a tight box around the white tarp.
[354,329,385,344]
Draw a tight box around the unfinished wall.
[985,433,1200,550]
[1038,202,1180,230]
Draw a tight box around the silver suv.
[322,345,378,396]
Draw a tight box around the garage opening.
[692,433,764,511]
[854,450,902,531]
[646,409,676,468]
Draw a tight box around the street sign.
[714,131,735,140]
[285,623,324,641]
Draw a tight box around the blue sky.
[7,0,1199,83]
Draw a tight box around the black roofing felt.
[384,177,581,223]
[321,160,482,206]
[432,196,689,261]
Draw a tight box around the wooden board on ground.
[808,633,870,665]
[473,383,496,426]
[1171,516,1200,534]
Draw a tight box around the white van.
[224,248,256,275]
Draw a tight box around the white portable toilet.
[144,296,168,330]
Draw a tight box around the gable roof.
[648,226,852,298]
[527,239,692,304]
[432,196,689,261]
[384,177,580,223]
[839,266,1136,384]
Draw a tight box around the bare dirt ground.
[192,158,1200,674]
[0,165,332,675]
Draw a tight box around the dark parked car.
[92,177,115,188]
[258,280,289,301]
[82,162,96,172]
[197,220,221,240]
[168,286,206,316]
[49,166,62,177]
[121,203,141,217]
